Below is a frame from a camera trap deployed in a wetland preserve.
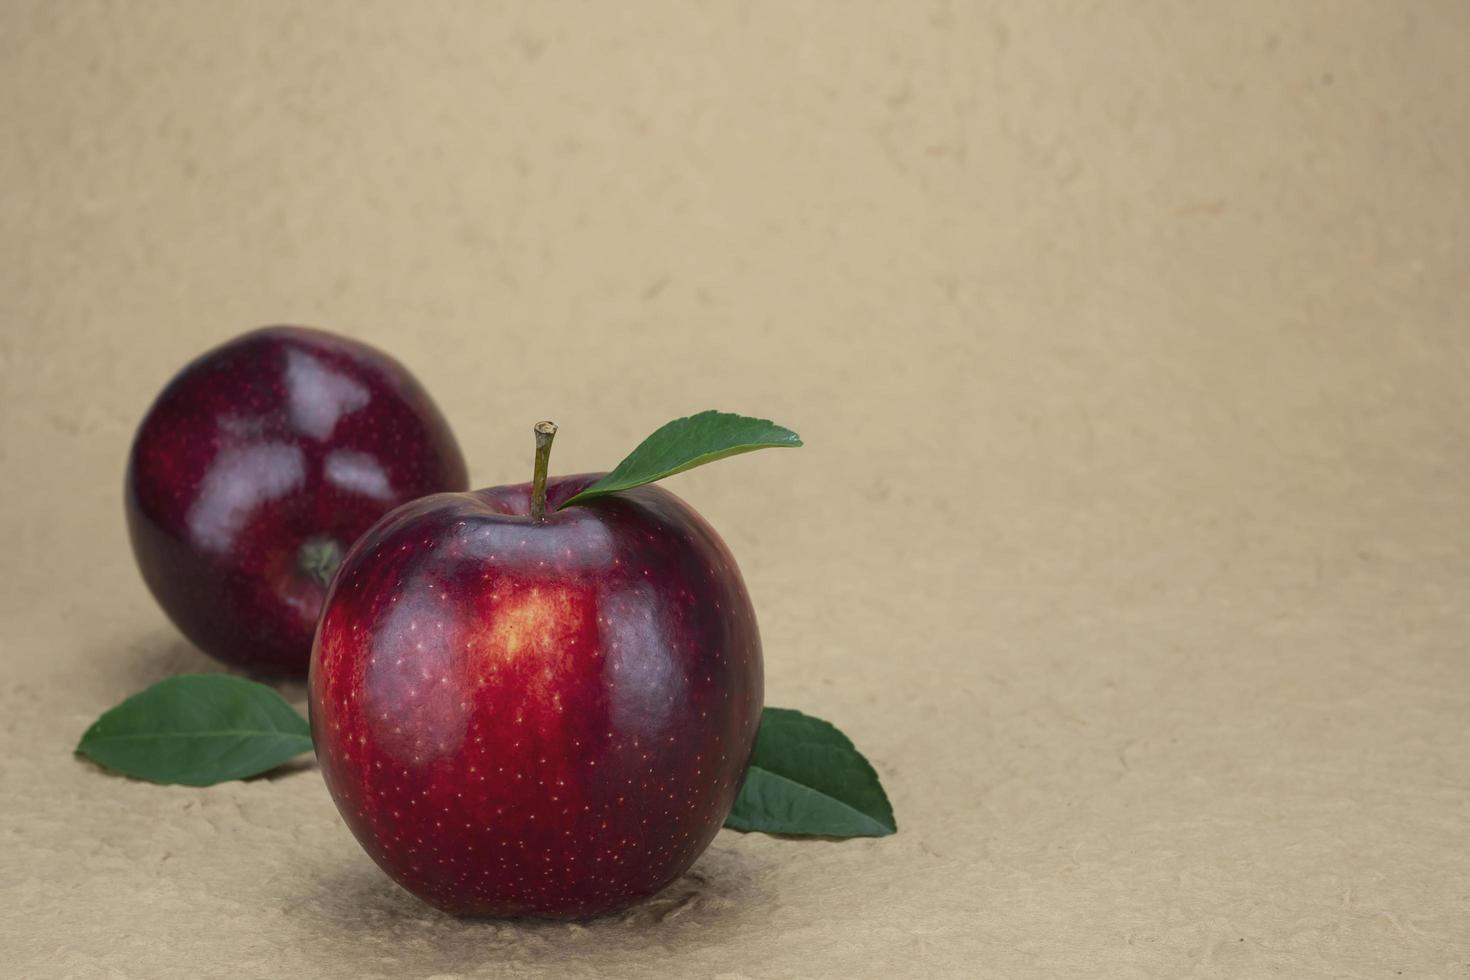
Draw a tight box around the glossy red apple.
[308,428,762,919]
[126,326,469,676]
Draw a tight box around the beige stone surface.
[3,2,1469,977]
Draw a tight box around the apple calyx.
[297,536,344,589]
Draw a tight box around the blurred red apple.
[309,434,763,918]
[126,326,468,676]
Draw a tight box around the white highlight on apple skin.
[364,593,470,765]
[185,442,304,553]
[325,449,395,500]
[600,582,685,738]
[461,512,617,572]
[284,349,369,440]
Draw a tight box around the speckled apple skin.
[125,326,469,676]
[308,475,763,919]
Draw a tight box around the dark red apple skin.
[308,475,763,919]
[125,326,469,676]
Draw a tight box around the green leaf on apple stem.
[559,410,801,508]
[725,707,896,838]
[75,675,312,786]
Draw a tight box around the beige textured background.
[3,2,1468,977]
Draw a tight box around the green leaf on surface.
[725,707,896,838]
[75,675,312,786]
[560,410,801,508]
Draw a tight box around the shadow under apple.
[285,840,774,974]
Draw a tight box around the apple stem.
[530,420,558,521]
